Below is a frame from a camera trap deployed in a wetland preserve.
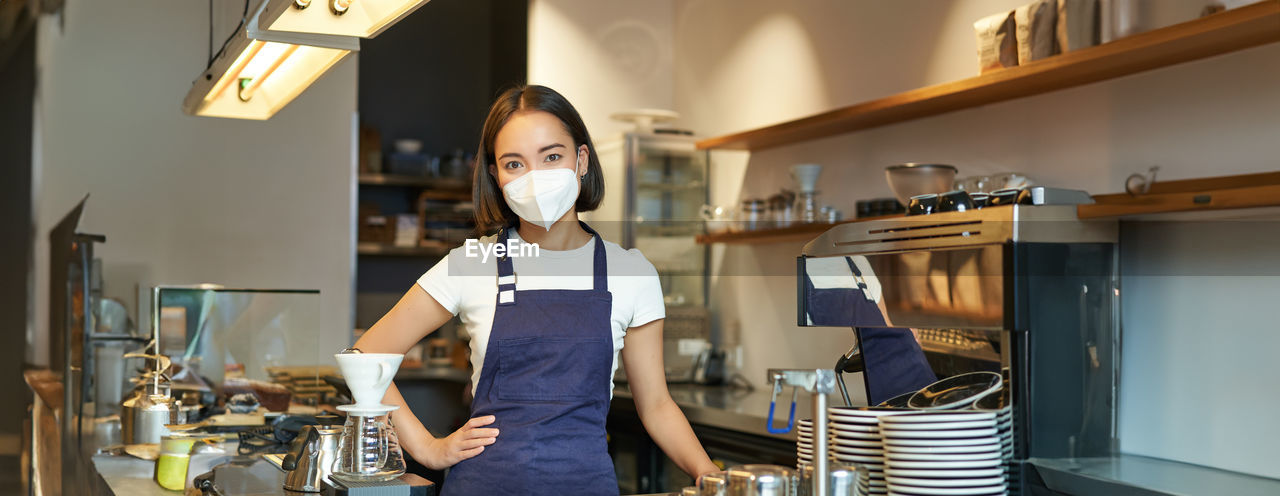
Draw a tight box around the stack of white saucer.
[827,407,912,495]
[878,411,1007,496]
[796,418,818,467]
[992,405,1015,494]
[970,387,1015,495]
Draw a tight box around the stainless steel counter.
[612,383,809,442]
[73,412,245,496]
[88,431,244,496]
[89,382,809,495]
[1030,455,1280,496]
[91,453,179,496]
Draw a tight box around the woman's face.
[490,110,589,188]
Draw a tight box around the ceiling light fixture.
[330,0,352,16]
[182,10,359,120]
[257,0,431,38]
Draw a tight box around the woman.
[352,85,719,494]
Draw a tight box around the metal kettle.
[121,389,178,444]
[121,353,178,445]
[282,423,343,492]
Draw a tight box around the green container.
[154,435,198,491]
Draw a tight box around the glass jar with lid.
[739,199,767,231]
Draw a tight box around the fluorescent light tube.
[182,12,359,120]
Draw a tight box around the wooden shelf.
[356,241,455,257]
[637,181,707,191]
[1078,171,1280,219]
[696,1,1280,151]
[694,173,1280,238]
[696,215,902,245]
[358,173,470,189]
[419,189,473,202]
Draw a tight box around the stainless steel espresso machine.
[797,193,1119,494]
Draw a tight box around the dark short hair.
[473,85,604,233]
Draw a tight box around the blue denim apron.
[442,222,618,495]
[802,256,936,405]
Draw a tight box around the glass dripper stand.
[790,164,823,223]
[332,405,406,483]
[332,350,407,483]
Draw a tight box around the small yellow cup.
[154,434,199,491]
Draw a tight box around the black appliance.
[797,192,1119,494]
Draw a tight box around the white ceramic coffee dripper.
[790,164,823,193]
[335,353,404,412]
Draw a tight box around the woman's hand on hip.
[422,415,499,470]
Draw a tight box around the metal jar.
[798,462,862,496]
[696,470,728,496]
[726,464,795,496]
[121,392,177,445]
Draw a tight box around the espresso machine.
[797,191,1119,494]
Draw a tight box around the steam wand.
[766,369,836,496]
[833,342,865,407]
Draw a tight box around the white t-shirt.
[416,230,666,390]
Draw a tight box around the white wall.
[29,0,357,367]
[527,0,1280,478]
[528,0,675,140]
[670,0,1280,480]
[674,0,1240,138]
[1119,218,1280,479]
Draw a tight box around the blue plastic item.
[766,383,798,434]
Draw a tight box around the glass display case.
[150,286,325,386]
[593,132,709,308]
[591,132,711,382]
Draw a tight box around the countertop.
[1030,455,1280,496]
[89,381,811,495]
[612,383,811,442]
[94,450,677,496]
[92,453,182,496]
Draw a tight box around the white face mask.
[501,167,580,231]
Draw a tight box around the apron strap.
[494,222,609,306]
[579,221,608,293]
[845,256,872,299]
[496,228,517,305]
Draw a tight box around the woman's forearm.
[636,396,720,478]
[381,381,437,460]
[343,282,494,471]
[350,292,448,463]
